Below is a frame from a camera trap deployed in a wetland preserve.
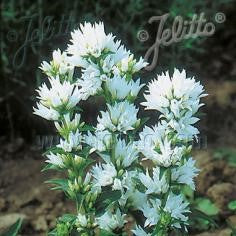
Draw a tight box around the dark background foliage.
[1,0,235,146]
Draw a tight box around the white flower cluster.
[133,69,205,234]
[34,21,206,235]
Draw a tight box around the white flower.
[57,130,82,152]
[164,192,190,223]
[116,54,148,74]
[46,152,64,167]
[76,63,102,100]
[96,208,127,232]
[33,103,60,120]
[172,158,199,190]
[112,178,122,191]
[141,199,161,227]
[55,113,81,133]
[36,76,81,109]
[67,22,121,64]
[132,225,151,236]
[114,139,139,167]
[106,75,143,100]
[138,123,185,167]
[84,130,112,152]
[97,101,139,133]
[169,111,200,141]
[40,49,74,77]
[92,163,117,190]
[116,171,146,208]
[139,167,168,194]
[142,69,206,117]
[155,137,185,167]
[76,213,88,228]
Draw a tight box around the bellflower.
[34,21,206,235]
[97,101,140,133]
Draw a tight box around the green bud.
[118,169,124,177]
[91,193,97,202]
[83,184,91,193]
[88,202,93,209]
[77,176,82,185]
[116,159,121,168]
[74,155,84,165]
[85,192,91,203]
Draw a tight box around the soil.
[0,140,235,235]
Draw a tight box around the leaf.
[195,198,219,216]
[2,218,22,236]
[48,228,57,236]
[190,208,218,229]
[228,200,236,210]
[41,163,63,172]
[99,229,116,236]
[59,214,76,224]
[95,189,121,213]
[45,178,68,192]
[80,124,95,132]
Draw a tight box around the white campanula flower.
[97,101,139,133]
[141,199,161,227]
[84,130,112,152]
[46,152,64,167]
[67,22,121,64]
[40,49,74,78]
[96,208,127,232]
[33,102,60,120]
[57,130,82,152]
[115,170,147,209]
[138,123,185,167]
[114,139,139,167]
[172,158,199,190]
[138,123,168,152]
[106,75,144,100]
[141,193,189,228]
[155,137,185,167]
[36,76,81,109]
[76,213,88,228]
[76,63,102,100]
[116,54,148,74]
[132,225,151,236]
[55,113,81,134]
[139,167,168,194]
[92,163,117,191]
[168,111,200,141]
[164,192,190,224]
[77,76,102,100]
[142,69,206,117]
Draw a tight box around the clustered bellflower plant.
[33,22,207,236]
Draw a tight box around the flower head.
[96,208,127,232]
[97,101,139,133]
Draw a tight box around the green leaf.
[99,229,116,236]
[48,228,57,236]
[228,200,236,211]
[80,124,95,132]
[45,178,69,192]
[2,218,22,236]
[95,189,121,213]
[41,163,64,172]
[190,208,218,230]
[59,214,76,224]
[182,185,194,200]
[195,198,219,216]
